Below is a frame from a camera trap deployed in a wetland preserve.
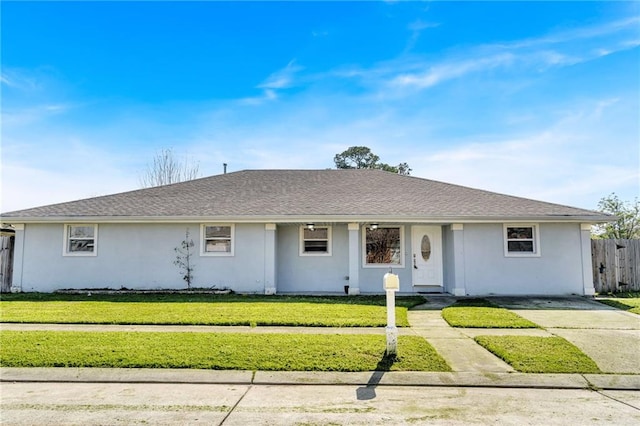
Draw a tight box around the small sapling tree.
[174,229,195,289]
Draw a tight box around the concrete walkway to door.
[408,297,516,373]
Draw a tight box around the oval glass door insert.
[421,235,431,261]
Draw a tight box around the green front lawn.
[596,294,640,315]
[0,331,451,372]
[475,335,600,373]
[441,299,538,328]
[0,294,425,327]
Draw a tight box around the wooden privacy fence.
[1,235,15,293]
[592,239,640,293]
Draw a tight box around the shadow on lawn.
[356,354,397,401]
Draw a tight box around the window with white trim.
[201,224,234,256]
[363,226,404,267]
[299,226,331,256]
[64,224,98,256]
[504,224,540,256]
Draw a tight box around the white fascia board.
[1,213,615,224]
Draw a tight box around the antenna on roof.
[223,163,227,174]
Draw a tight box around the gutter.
[0,214,616,225]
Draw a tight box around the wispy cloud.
[258,60,304,90]
[2,103,76,126]
[499,16,640,50]
[0,73,13,87]
[391,53,515,88]
[357,15,640,92]
[408,19,439,32]
[621,39,640,48]
[0,69,40,91]
[0,66,69,93]
[239,60,305,105]
[238,88,278,106]
[405,19,440,52]
[233,14,639,104]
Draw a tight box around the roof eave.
[1,213,616,224]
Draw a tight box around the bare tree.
[139,149,201,188]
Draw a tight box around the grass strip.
[0,331,451,372]
[441,299,538,328]
[474,335,600,373]
[596,297,640,315]
[1,301,410,327]
[0,294,425,327]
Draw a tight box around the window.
[64,224,98,256]
[201,224,234,256]
[504,224,540,257]
[299,226,331,256]
[363,226,404,267]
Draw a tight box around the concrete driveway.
[489,297,640,375]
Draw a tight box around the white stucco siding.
[17,223,267,293]
[462,223,584,295]
[276,225,350,293]
[13,221,589,296]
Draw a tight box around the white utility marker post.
[383,272,400,356]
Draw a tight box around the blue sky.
[1,1,639,212]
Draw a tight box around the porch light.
[306,223,315,231]
[370,223,379,230]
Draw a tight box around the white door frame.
[411,225,443,287]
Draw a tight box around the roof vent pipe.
[223,163,227,174]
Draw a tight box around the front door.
[411,226,443,287]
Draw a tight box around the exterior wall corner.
[347,223,360,293]
[580,224,595,296]
[264,223,277,294]
[451,224,466,296]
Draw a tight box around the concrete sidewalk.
[4,381,639,425]
[2,367,639,391]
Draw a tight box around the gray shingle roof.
[1,169,611,222]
